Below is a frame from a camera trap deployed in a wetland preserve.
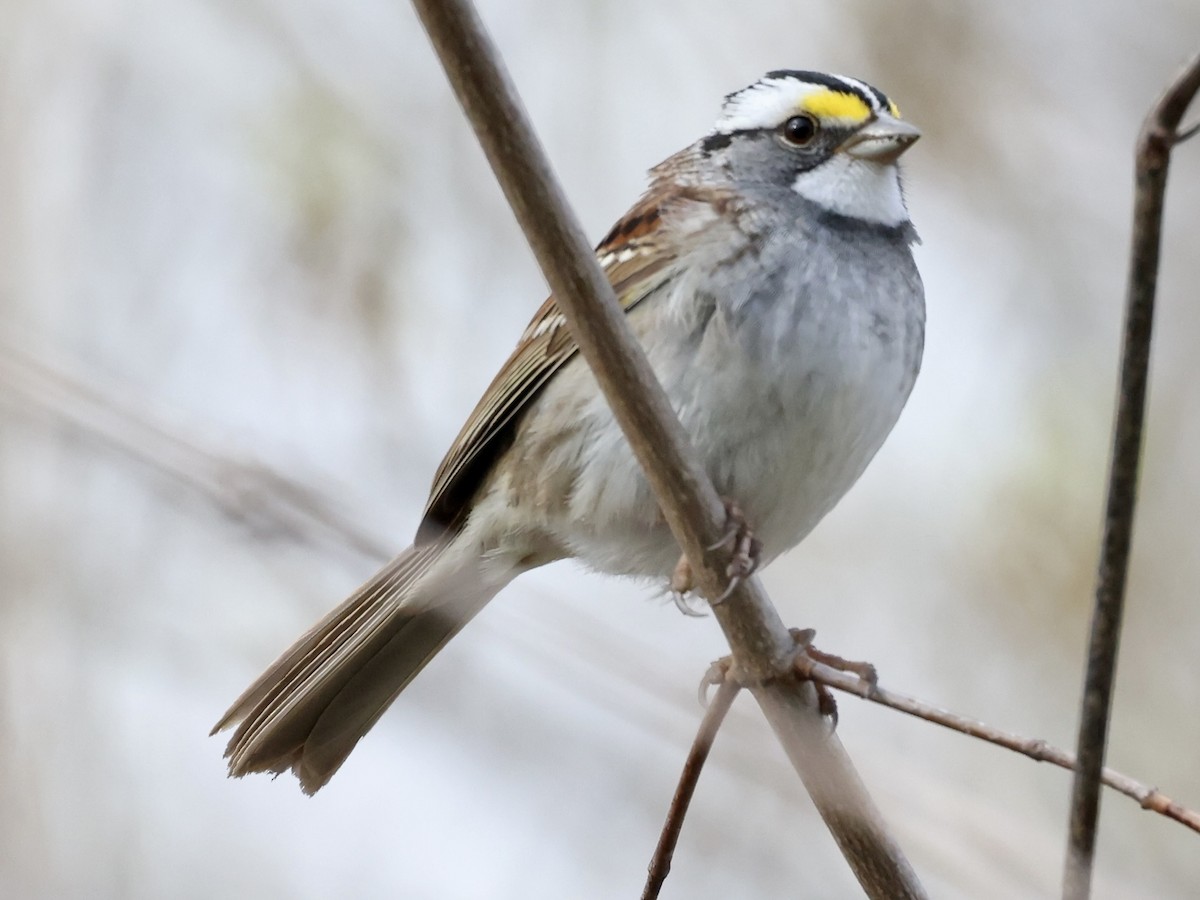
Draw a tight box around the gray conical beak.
[838,114,921,164]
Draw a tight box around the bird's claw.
[788,627,880,728]
[669,557,708,617]
[697,658,731,707]
[668,497,762,609]
[671,588,708,618]
[711,499,762,604]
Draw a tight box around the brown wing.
[414,191,681,545]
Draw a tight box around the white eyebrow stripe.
[715,78,824,133]
[834,75,884,114]
[713,73,889,135]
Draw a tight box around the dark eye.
[781,115,818,146]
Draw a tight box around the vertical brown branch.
[1063,50,1200,900]
[407,1,927,896]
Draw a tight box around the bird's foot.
[789,628,878,726]
[669,498,762,608]
[697,630,878,727]
[709,498,763,603]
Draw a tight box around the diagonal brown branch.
[406,2,925,896]
[1063,50,1200,900]
[642,676,740,900]
[792,659,1200,836]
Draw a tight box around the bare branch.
[643,675,740,900]
[406,2,926,896]
[1174,119,1200,144]
[1064,50,1200,900]
[792,659,1200,836]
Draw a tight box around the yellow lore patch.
[799,89,871,124]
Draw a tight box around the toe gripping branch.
[651,631,879,900]
[788,628,878,726]
[709,498,763,603]
[670,498,764,612]
[701,628,879,727]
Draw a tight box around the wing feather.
[414,190,688,543]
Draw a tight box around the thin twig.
[792,658,1200,836]
[0,343,391,567]
[1064,50,1200,900]
[643,676,740,900]
[406,2,926,897]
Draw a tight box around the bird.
[213,69,926,794]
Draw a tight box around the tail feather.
[213,543,501,793]
[297,589,491,790]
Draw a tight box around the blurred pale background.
[2,0,1199,897]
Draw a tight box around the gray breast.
[660,206,925,560]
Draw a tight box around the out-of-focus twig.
[407,2,927,897]
[791,657,1200,836]
[0,343,391,567]
[643,675,739,900]
[1063,50,1200,900]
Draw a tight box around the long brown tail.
[213,543,501,793]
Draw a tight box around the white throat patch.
[792,155,909,226]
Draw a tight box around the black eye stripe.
[700,131,735,154]
[702,117,835,156]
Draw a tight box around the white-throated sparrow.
[215,69,925,793]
